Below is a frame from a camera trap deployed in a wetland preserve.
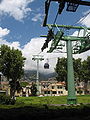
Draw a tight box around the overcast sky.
[0,0,90,73]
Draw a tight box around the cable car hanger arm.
[46,24,90,30]
[43,0,51,27]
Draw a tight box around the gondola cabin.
[44,63,49,69]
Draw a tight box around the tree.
[55,57,83,82]
[0,45,26,99]
[20,81,29,87]
[30,82,37,96]
[55,57,67,82]
[81,56,90,94]
[55,57,67,89]
[73,58,82,82]
[55,56,90,94]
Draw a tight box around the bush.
[10,98,16,105]
[0,94,16,105]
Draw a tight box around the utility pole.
[32,55,44,95]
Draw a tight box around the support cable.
[71,11,90,26]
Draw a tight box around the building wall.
[1,78,90,97]
[41,81,68,96]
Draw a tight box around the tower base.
[67,97,77,104]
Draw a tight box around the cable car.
[44,58,49,69]
[44,62,49,69]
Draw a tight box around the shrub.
[0,94,16,105]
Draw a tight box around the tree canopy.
[0,44,26,98]
[55,56,90,93]
[55,57,67,82]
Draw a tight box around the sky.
[0,0,90,73]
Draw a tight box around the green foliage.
[30,82,37,96]
[55,57,67,82]
[0,44,26,98]
[0,45,26,80]
[0,94,16,105]
[73,58,82,82]
[20,81,29,87]
[81,56,90,82]
[55,57,90,91]
[9,81,22,92]
[80,56,90,94]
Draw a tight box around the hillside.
[23,70,57,81]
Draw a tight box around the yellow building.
[41,81,67,96]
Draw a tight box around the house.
[1,74,90,97]
[76,81,90,95]
[41,79,67,96]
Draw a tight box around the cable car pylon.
[41,0,90,104]
[32,55,44,95]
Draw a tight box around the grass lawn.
[16,95,90,106]
[16,96,67,105]
[0,95,90,120]
[0,95,90,109]
[77,95,90,103]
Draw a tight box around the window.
[48,91,50,94]
[58,91,61,94]
[77,90,83,94]
[52,91,56,94]
[44,91,47,94]
[58,91,63,94]
[57,86,62,89]
[52,86,54,89]
[44,91,50,94]
[61,91,63,94]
